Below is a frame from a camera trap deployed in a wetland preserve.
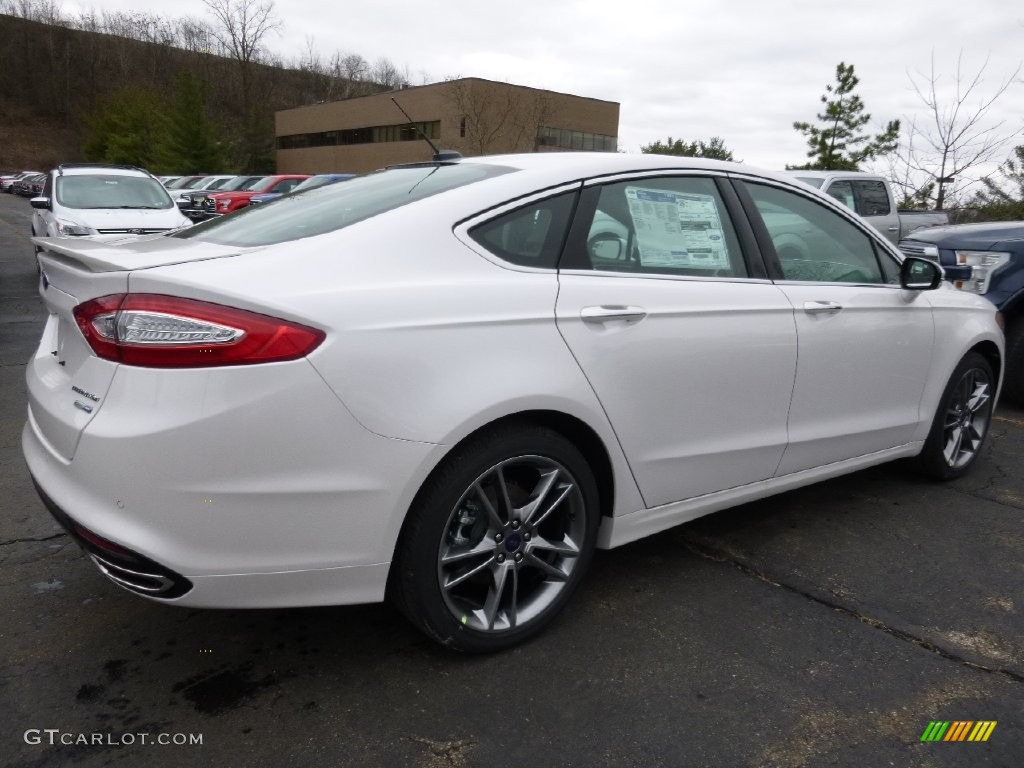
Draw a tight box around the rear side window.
[824,179,891,217]
[468,192,576,268]
[175,164,515,247]
[852,180,890,216]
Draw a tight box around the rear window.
[218,176,262,192]
[250,177,280,193]
[175,163,514,247]
[56,175,174,209]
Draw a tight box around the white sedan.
[24,153,1003,652]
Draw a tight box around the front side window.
[825,180,856,211]
[744,182,889,284]
[55,175,174,210]
[469,191,576,268]
[572,176,748,278]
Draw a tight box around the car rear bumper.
[22,358,443,608]
[32,479,194,599]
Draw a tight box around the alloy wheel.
[942,367,992,469]
[436,455,587,633]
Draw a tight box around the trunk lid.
[27,238,251,460]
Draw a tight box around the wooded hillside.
[0,11,390,171]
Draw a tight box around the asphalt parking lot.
[0,191,1021,768]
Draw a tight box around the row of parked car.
[0,170,45,196]
[157,172,354,222]
[4,164,358,249]
[3,168,356,230]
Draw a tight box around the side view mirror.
[901,256,943,290]
[588,232,625,261]
[30,196,51,210]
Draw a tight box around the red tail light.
[73,294,325,368]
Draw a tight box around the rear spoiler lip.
[32,236,251,273]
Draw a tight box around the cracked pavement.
[1,193,1021,767]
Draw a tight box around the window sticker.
[624,186,730,268]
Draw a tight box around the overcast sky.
[64,0,1024,175]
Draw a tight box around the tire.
[1002,320,1024,408]
[390,423,600,653]
[917,351,995,480]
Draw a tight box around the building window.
[460,116,467,138]
[278,120,441,150]
[536,126,617,153]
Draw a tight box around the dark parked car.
[900,221,1024,404]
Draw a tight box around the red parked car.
[204,174,309,215]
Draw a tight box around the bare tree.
[295,35,334,101]
[881,116,935,208]
[370,56,410,90]
[175,15,217,55]
[6,0,65,24]
[201,0,280,67]
[887,53,1022,209]
[337,52,368,83]
[335,53,379,98]
[445,79,560,156]
[201,0,281,169]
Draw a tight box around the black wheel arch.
[970,339,1002,387]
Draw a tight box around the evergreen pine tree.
[790,62,899,170]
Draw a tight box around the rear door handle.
[580,305,647,323]
[803,301,843,314]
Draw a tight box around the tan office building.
[275,77,620,174]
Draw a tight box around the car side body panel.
[772,283,935,475]
[125,206,647,523]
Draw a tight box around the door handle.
[580,305,647,323]
[887,225,899,232]
[803,301,843,314]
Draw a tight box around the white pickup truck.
[787,171,948,245]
